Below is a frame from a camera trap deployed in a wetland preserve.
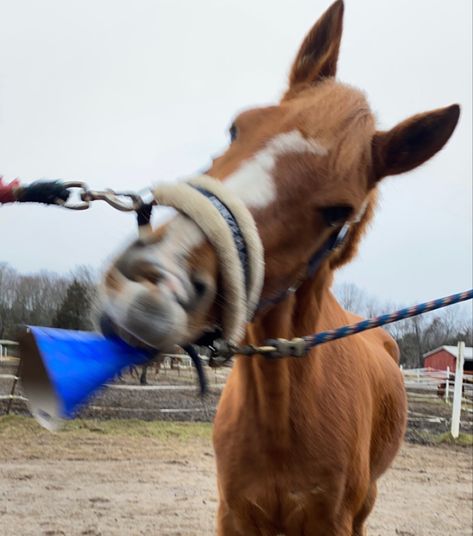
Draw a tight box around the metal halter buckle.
[207,339,236,368]
[258,338,309,358]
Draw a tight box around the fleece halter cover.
[152,175,265,344]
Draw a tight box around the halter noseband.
[192,186,251,292]
[150,175,264,344]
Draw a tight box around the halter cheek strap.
[257,201,368,312]
[307,222,351,277]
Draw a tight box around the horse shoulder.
[339,311,407,477]
[343,309,400,364]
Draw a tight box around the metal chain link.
[59,181,149,212]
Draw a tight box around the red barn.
[423,345,473,374]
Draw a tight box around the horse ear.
[286,0,344,94]
[371,104,460,182]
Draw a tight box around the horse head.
[98,0,459,352]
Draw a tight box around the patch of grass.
[407,428,473,447]
[0,414,212,441]
[434,432,473,447]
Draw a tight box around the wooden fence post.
[445,366,450,403]
[6,358,22,415]
[451,341,465,439]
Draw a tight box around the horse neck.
[233,267,335,442]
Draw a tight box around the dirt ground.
[0,417,471,536]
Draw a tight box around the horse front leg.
[352,483,377,536]
[217,503,244,536]
[284,499,355,536]
[217,502,276,536]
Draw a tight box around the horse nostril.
[192,276,208,298]
[136,262,163,285]
[145,270,162,285]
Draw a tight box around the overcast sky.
[0,0,471,307]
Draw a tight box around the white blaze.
[224,130,327,208]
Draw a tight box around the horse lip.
[116,324,156,349]
[99,313,156,350]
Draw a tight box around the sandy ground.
[0,418,472,536]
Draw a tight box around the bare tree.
[334,282,366,315]
[334,281,472,368]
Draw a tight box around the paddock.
[0,416,471,536]
[1,359,472,535]
[2,301,472,536]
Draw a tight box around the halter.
[147,175,362,341]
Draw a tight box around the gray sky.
[0,0,471,306]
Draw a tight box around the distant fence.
[2,346,472,434]
[0,352,228,418]
[402,367,473,402]
[402,363,473,436]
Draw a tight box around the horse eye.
[229,123,238,143]
[320,205,353,227]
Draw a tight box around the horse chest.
[218,468,343,536]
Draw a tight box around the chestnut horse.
[98,1,460,534]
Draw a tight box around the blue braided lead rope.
[209,288,473,361]
[305,289,473,349]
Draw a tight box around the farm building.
[0,339,18,357]
[423,345,473,374]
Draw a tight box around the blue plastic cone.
[19,326,153,431]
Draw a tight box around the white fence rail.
[402,367,473,402]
